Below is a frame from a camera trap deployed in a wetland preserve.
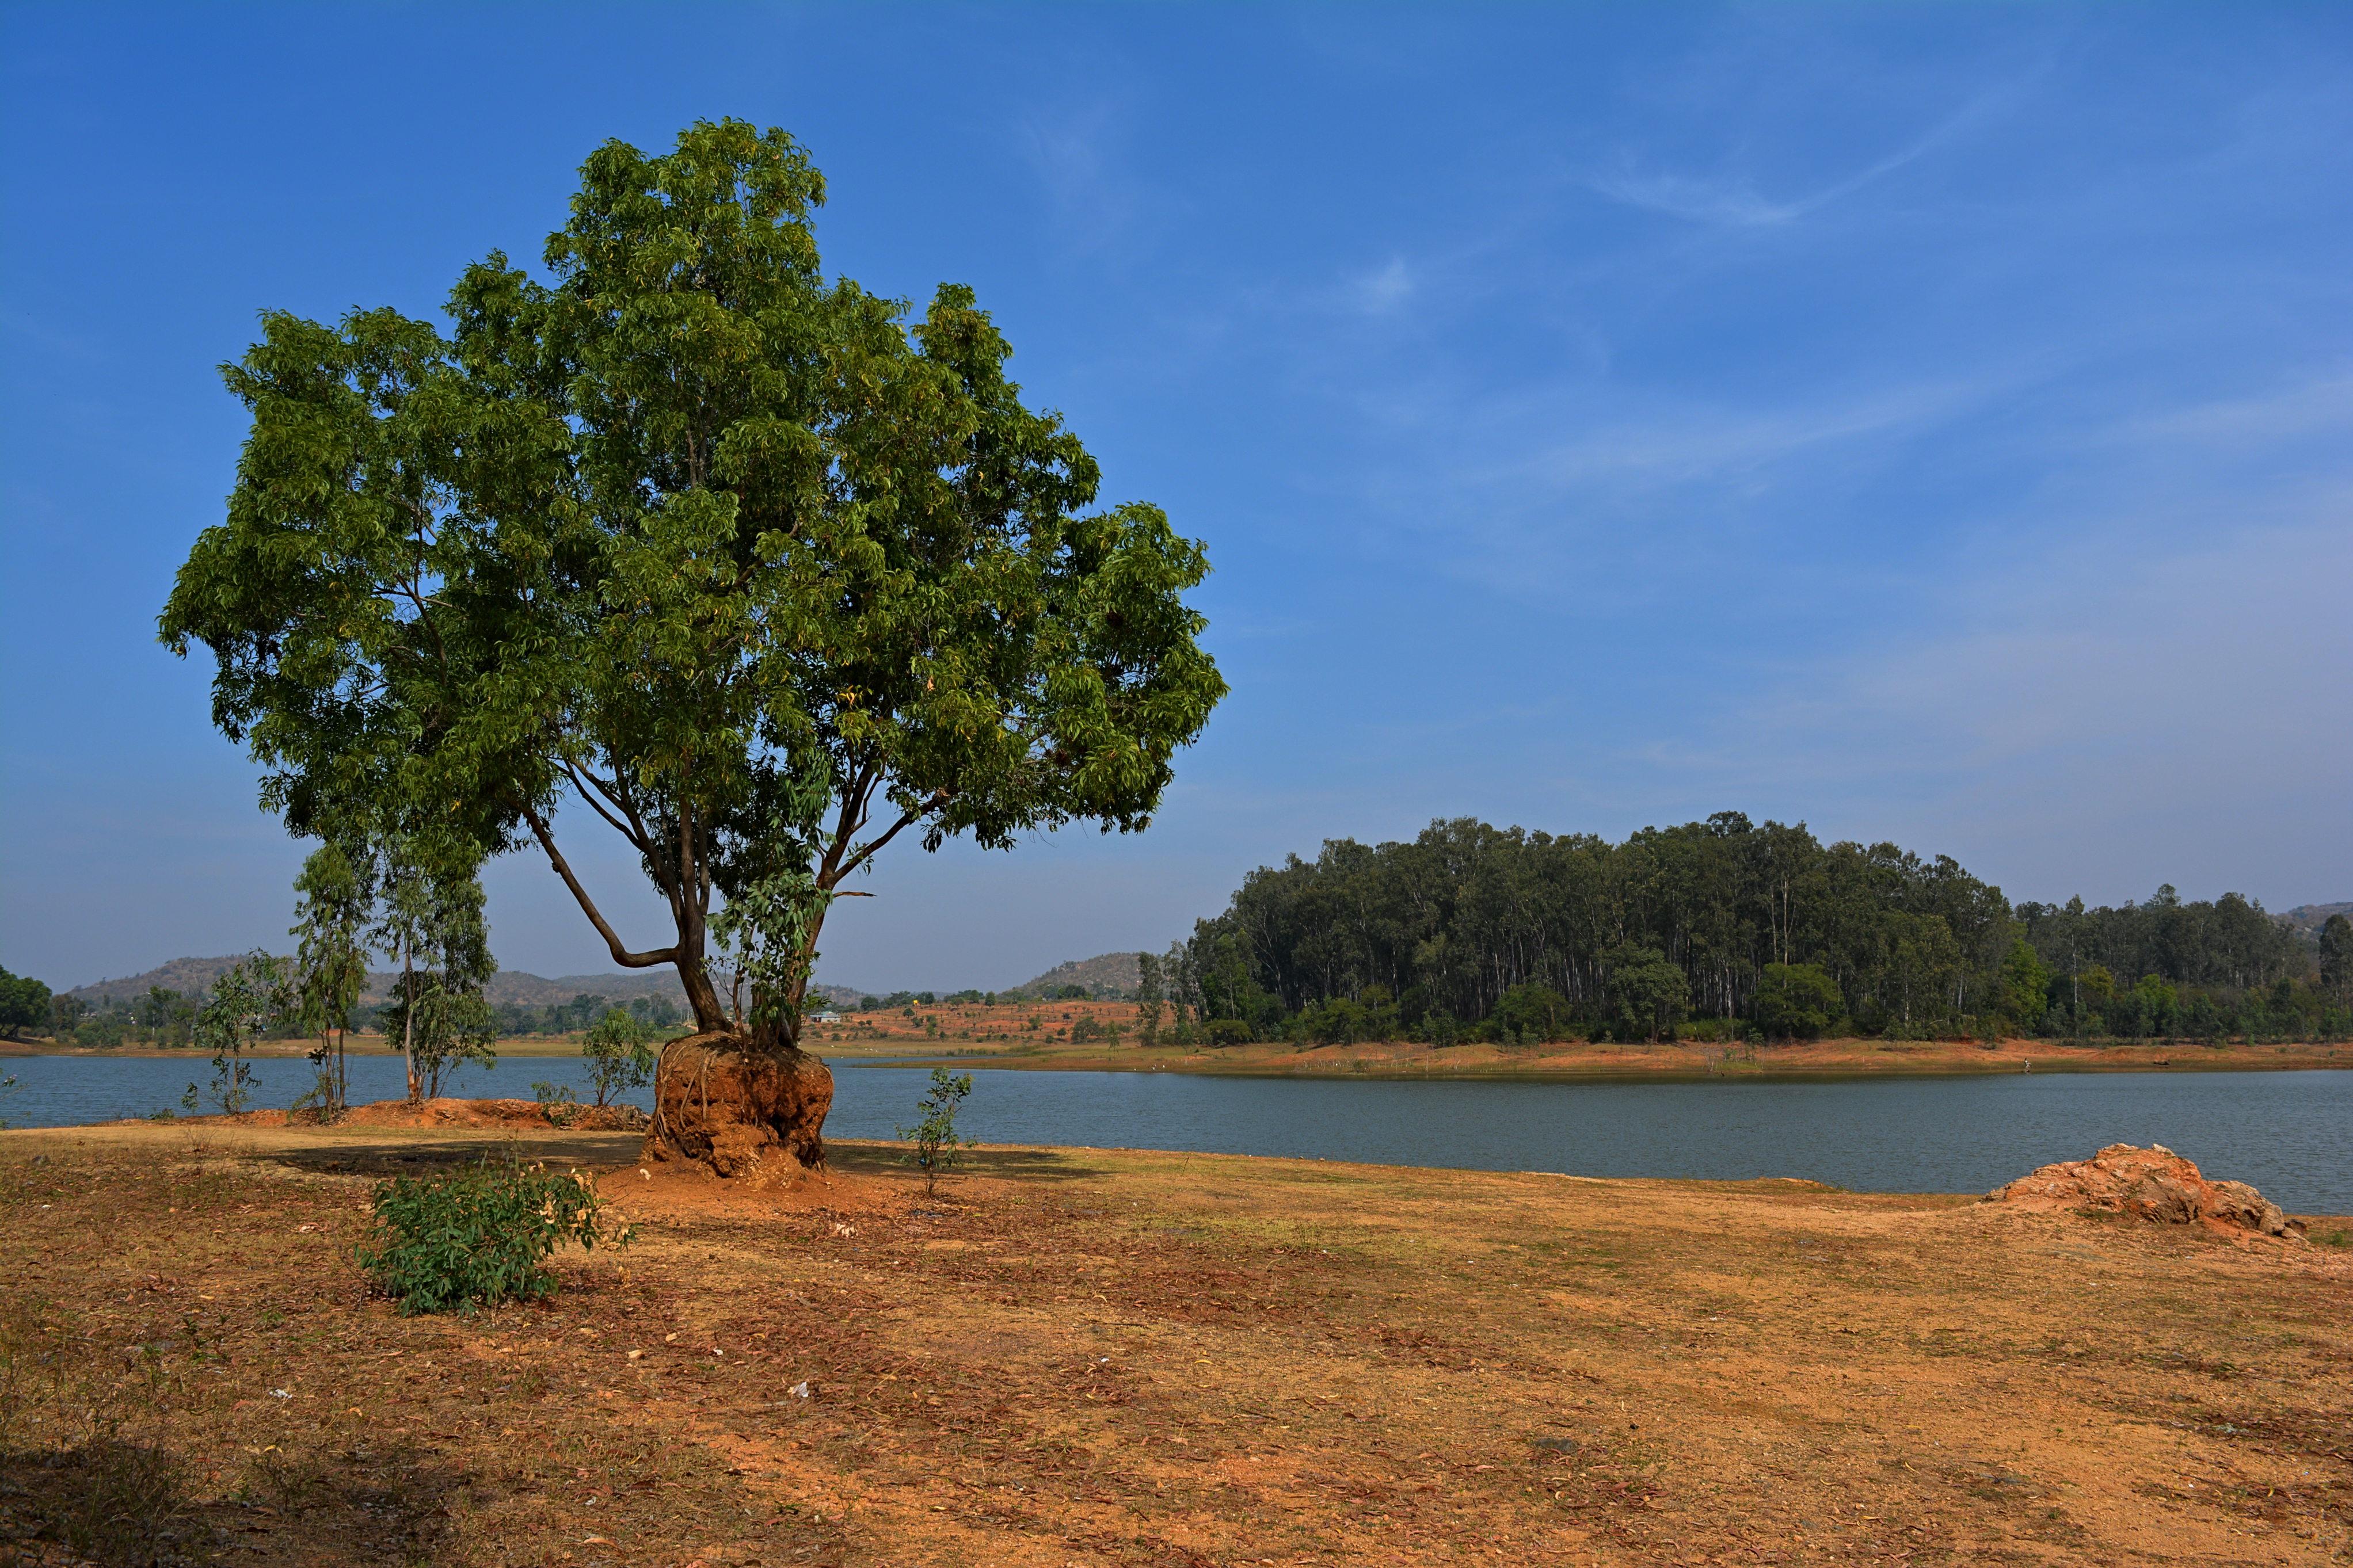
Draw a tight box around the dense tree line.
[12,979,680,1050]
[1153,815,2351,1047]
[37,985,255,1050]
[368,991,682,1041]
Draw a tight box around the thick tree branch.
[831,787,950,884]
[562,761,655,857]
[817,761,881,884]
[523,804,678,969]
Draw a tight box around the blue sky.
[3,3,2347,993]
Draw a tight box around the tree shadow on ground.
[0,1437,466,1567]
[829,1140,1115,1188]
[263,1131,641,1177]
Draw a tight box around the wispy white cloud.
[1012,94,1164,260]
[1509,375,2000,493]
[1587,72,2034,227]
[2103,374,2353,450]
[1344,256,1414,315]
[1332,367,2030,604]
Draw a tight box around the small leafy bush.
[357,1154,629,1314]
[531,1079,580,1126]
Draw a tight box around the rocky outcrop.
[641,1032,833,1184]
[1986,1143,2305,1238]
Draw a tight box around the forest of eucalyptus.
[158,121,1225,1176]
[1159,814,2352,1048]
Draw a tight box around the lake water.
[4,1054,2347,1214]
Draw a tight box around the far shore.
[6,1025,2344,1079]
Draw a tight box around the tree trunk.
[401,955,420,1103]
[676,948,729,1035]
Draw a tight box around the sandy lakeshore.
[2,1114,2347,1566]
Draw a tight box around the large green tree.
[0,967,51,1041]
[161,120,1225,1170]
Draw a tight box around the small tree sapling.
[897,1067,976,1198]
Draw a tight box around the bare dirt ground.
[3,1116,2348,1567]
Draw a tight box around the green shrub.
[1753,962,1842,1040]
[581,1006,657,1105]
[531,1079,579,1126]
[356,1154,628,1314]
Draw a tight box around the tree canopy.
[1164,815,2335,1045]
[161,120,1225,1043]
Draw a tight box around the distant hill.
[386,970,687,1008]
[1008,951,1143,999]
[68,955,252,1005]
[2283,903,2351,939]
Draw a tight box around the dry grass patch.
[1,1124,2347,1566]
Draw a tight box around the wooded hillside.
[1162,814,2348,1046]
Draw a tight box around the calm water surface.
[5,1054,2347,1213]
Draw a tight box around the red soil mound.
[642,1033,832,1181]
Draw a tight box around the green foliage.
[0,966,52,1040]
[2016,885,2305,1005]
[1753,963,1841,1041]
[708,822,833,1035]
[1877,911,1965,1036]
[1055,985,1089,1001]
[1181,816,2012,1043]
[372,837,498,1100]
[159,118,1226,1048]
[1998,935,2051,1025]
[290,841,372,1118]
[381,985,498,1100]
[2133,973,2179,1037]
[897,1067,976,1197]
[183,953,288,1115]
[581,1006,658,1107]
[1291,988,1400,1046]
[1605,948,1689,1043]
[1203,1017,1253,1047]
[356,1154,627,1314]
[1492,981,1572,1043]
[1133,951,1166,1047]
[2320,914,2353,1005]
[1176,817,2336,1046]
[531,1080,580,1126]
